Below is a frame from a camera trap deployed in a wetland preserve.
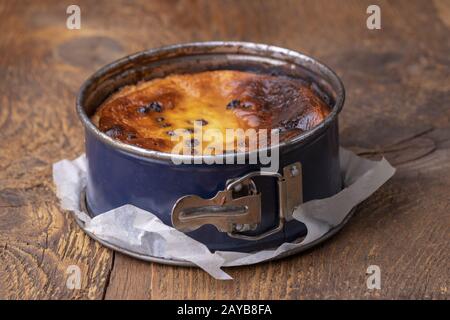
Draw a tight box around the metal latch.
[171,162,302,241]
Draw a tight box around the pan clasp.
[171,162,302,241]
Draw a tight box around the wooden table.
[0,0,448,300]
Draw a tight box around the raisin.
[226,99,241,109]
[105,125,123,138]
[166,130,176,136]
[185,138,200,147]
[138,101,163,114]
[137,106,149,114]
[156,117,164,122]
[279,118,299,131]
[195,119,208,126]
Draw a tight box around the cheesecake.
[91,70,331,154]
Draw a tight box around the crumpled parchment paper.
[53,148,395,280]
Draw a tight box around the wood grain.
[0,0,448,299]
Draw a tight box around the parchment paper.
[53,148,395,280]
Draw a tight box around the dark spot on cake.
[184,128,194,134]
[105,125,124,138]
[195,119,208,126]
[166,130,176,136]
[149,101,163,112]
[279,118,301,131]
[138,101,163,114]
[160,122,171,128]
[185,138,200,147]
[226,99,241,109]
[137,106,149,114]
[103,123,138,141]
[156,117,164,122]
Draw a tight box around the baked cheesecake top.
[91,70,331,154]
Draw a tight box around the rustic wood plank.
[0,0,116,299]
[0,0,448,299]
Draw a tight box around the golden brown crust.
[92,70,331,153]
